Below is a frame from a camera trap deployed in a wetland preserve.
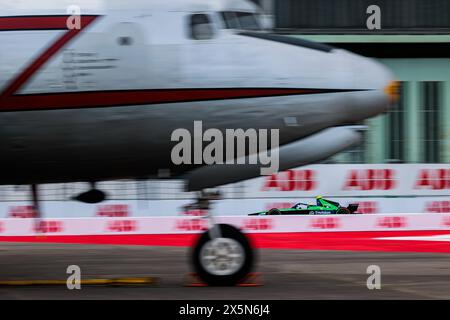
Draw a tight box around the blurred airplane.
[0,0,398,285]
[0,0,398,190]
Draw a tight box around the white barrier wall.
[0,214,449,236]
[2,197,450,218]
[1,164,450,218]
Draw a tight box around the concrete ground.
[0,243,449,299]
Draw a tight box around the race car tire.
[267,208,282,215]
[192,224,255,286]
[337,208,351,215]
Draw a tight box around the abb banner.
[0,213,449,236]
[253,164,450,197]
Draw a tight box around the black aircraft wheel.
[192,224,254,286]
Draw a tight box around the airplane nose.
[356,55,399,103]
[335,49,398,102]
[384,80,401,104]
[342,50,399,109]
[330,49,399,120]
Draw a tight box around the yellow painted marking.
[0,277,157,286]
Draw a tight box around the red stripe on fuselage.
[0,16,98,100]
[0,15,94,31]
[0,88,327,112]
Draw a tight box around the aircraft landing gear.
[192,223,254,286]
[73,182,107,204]
[187,191,255,286]
[31,184,41,219]
[30,184,44,232]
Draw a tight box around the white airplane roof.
[106,0,258,12]
[0,0,258,15]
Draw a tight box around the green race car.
[249,196,359,216]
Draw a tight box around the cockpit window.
[221,11,261,30]
[221,11,240,29]
[236,12,261,30]
[189,14,215,40]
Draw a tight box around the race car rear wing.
[347,204,359,213]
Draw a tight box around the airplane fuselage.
[0,0,395,186]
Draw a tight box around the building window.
[386,82,406,163]
[421,81,442,163]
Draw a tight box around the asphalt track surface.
[0,242,449,299]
